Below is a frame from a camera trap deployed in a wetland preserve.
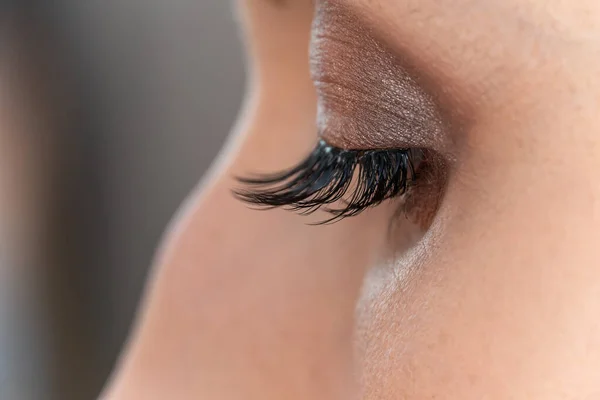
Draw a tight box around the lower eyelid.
[403,149,448,229]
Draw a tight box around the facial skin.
[103,0,600,399]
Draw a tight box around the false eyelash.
[233,140,419,223]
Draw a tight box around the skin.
[104,0,600,399]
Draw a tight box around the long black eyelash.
[233,140,418,223]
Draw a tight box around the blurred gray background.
[0,1,244,399]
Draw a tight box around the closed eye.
[234,140,420,224]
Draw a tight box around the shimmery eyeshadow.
[311,1,451,153]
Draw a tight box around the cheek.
[355,256,509,399]
[355,151,600,399]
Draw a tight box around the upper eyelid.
[311,30,358,50]
[315,79,432,131]
[309,1,454,156]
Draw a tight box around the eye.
[234,140,420,224]
[234,0,451,227]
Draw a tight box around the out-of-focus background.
[0,2,244,399]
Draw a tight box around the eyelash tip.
[233,140,420,224]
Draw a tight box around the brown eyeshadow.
[310,1,451,153]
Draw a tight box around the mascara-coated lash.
[234,140,418,223]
